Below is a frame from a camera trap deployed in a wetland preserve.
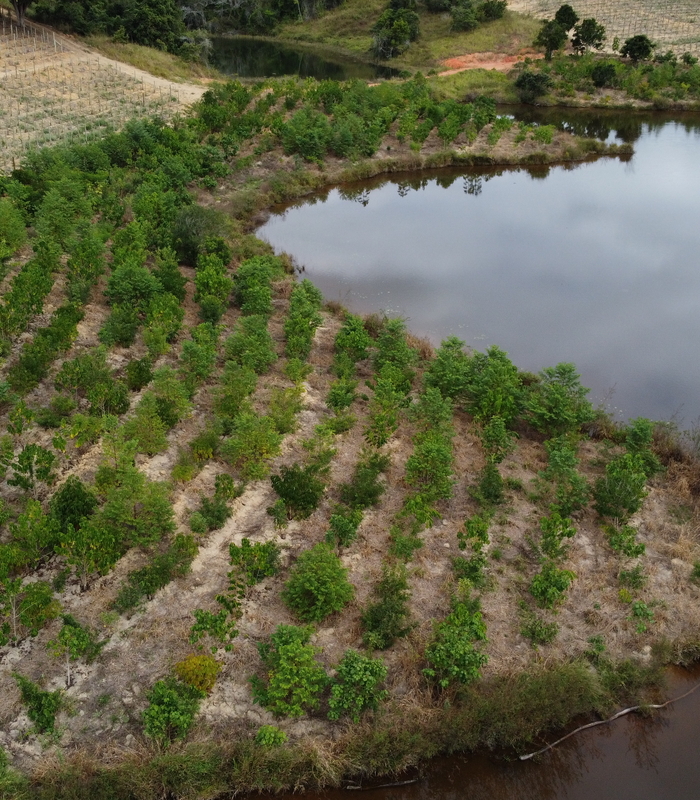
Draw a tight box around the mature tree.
[515,70,553,102]
[534,19,568,59]
[554,3,578,31]
[572,17,606,54]
[620,34,655,62]
[10,0,30,25]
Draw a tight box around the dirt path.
[438,50,543,76]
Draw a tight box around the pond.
[209,36,401,81]
[258,111,700,426]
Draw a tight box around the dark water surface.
[259,112,700,424]
[210,37,400,80]
[290,668,700,800]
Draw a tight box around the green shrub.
[403,427,454,516]
[424,594,488,688]
[624,417,661,478]
[362,563,413,650]
[224,315,277,374]
[284,280,323,359]
[339,450,390,509]
[525,363,593,436]
[48,614,105,685]
[326,506,363,548]
[213,363,257,432]
[335,314,371,362]
[480,415,516,464]
[464,345,522,425]
[255,725,287,746]
[530,560,576,609]
[197,495,232,531]
[629,600,654,633]
[269,386,303,434]
[229,538,280,585]
[106,261,161,309]
[152,248,186,301]
[282,543,354,623]
[189,608,239,651]
[12,673,62,733]
[220,412,282,479]
[328,650,388,722]
[35,395,77,429]
[328,378,358,411]
[474,463,504,506]
[174,654,221,693]
[452,553,487,586]
[143,677,205,743]
[520,607,559,647]
[125,357,153,391]
[515,70,553,102]
[539,512,576,559]
[619,563,646,590]
[112,535,197,613]
[271,463,325,520]
[451,1,479,32]
[49,475,98,532]
[593,453,648,520]
[604,523,645,558]
[389,524,423,561]
[425,336,470,399]
[98,304,140,347]
[172,205,229,266]
[280,109,333,162]
[0,199,27,261]
[251,625,328,717]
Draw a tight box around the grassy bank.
[277,5,540,68]
[2,652,691,799]
[84,36,220,83]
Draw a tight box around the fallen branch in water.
[344,779,420,790]
[519,679,700,761]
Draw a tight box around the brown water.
[259,112,700,425]
[290,668,700,800]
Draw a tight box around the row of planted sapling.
[0,75,697,796]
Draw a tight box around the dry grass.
[84,36,219,83]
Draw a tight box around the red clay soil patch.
[438,50,543,75]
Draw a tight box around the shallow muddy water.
[290,667,700,800]
[209,37,400,80]
[259,112,700,425]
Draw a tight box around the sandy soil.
[438,50,543,76]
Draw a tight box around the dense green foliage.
[143,677,205,742]
[362,562,413,649]
[328,650,388,722]
[424,593,488,688]
[282,543,354,622]
[251,625,328,717]
[12,673,63,733]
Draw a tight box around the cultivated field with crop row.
[0,7,204,172]
[510,0,700,56]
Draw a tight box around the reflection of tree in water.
[508,107,700,146]
[337,186,370,206]
[463,173,496,196]
[625,709,668,772]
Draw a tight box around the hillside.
[0,68,699,800]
